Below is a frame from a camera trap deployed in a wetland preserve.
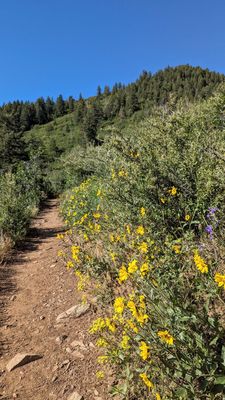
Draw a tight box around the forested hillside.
[0,65,224,255]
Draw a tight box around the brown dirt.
[0,200,109,400]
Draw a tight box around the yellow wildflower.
[56,233,64,239]
[139,242,148,253]
[193,250,208,273]
[126,224,131,234]
[140,262,149,276]
[96,370,104,379]
[157,330,174,345]
[111,169,116,179]
[118,170,127,177]
[139,341,150,360]
[172,244,181,254]
[136,313,149,325]
[97,355,108,364]
[89,318,105,333]
[118,264,129,284]
[96,338,108,347]
[114,297,125,314]
[140,207,146,217]
[109,233,115,242]
[110,252,117,262]
[127,319,139,333]
[128,259,138,274]
[139,295,146,310]
[156,393,161,400]
[139,373,154,389]
[127,300,138,317]
[160,197,166,204]
[185,214,191,221]
[214,273,225,289]
[93,212,101,219]
[120,334,130,349]
[71,245,80,261]
[97,189,101,196]
[66,261,74,269]
[136,225,145,236]
[105,317,116,332]
[168,186,177,196]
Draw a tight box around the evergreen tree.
[46,97,55,120]
[103,85,111,96]
[97,85,102,97]
[55,94,65,117]
[68,96,75,112]
[35,97,48,124]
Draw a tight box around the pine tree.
[55,94,65,117]
[35,97,48,124]
[68,96,75,112]
[97,85,102,97]
[103,86,111,96]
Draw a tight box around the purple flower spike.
[205,225,213,239]
[207,207,218,219]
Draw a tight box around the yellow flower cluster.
[157,330,174,345]
[139,373,154,389]
[193,250,208,274]
[139,341,150,360]
[114,297,125,314]
[168,186,177,196]
[214,273,225,289]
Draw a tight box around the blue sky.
[0,0,225,104]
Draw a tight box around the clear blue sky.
[0,0,225,104]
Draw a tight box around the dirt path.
[0,200,107,400]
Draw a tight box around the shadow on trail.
[0,199,64,357]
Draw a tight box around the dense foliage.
[60,89,225,399]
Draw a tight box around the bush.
[0,161,43,254]
[60,90,225,399]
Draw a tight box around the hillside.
[24,64,225,155]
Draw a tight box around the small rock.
[52,375,58,382]
[56,335,68,345]
[50,264,56,268]
[10,295,16,301]
[94,390,99,396]
[40,316,45,320]
[66,347,72,353]
[56,303,90,323]
[6,353,42,372]
[70,340,86,350]
[60,359,70,368]
[71,350,85,360]
[67,391,83,400]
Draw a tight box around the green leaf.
[175,387,188,399]
[214,376,225,385]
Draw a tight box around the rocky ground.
[0,200,109,400]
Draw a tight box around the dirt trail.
[0,200,107,400]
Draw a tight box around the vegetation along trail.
[0,200,108,400]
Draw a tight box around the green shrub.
[60,89,225,399]
[0,161,43,250]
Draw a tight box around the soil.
[0,200,109,400]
